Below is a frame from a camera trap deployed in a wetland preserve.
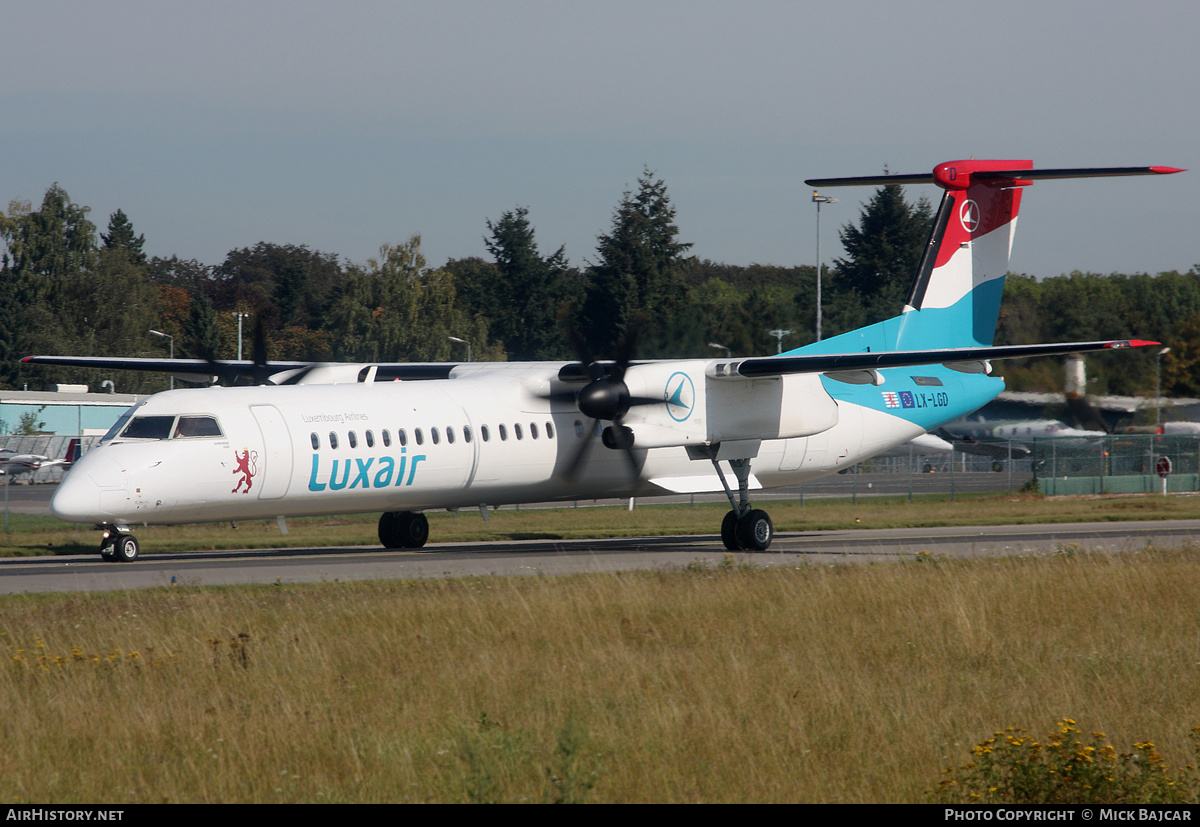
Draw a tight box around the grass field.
[3,489,1200,557]
[5,491,1200,803]
[4,543,1200,803]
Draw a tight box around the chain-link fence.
[0,435,104,484]
[1031,433,1200,495]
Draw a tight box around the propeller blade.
[556,418,599,482]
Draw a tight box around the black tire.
[735,509,773,552]
[399,512,430,548]
[100,541,116,562]
[113,534,139,562]
[720,510,741,551]
[378,512,402,548]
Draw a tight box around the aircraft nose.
[51,470,102,523]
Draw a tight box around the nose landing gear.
[100,529,139,562]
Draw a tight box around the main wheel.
[100,537,117,562]
[735,509,773,552]
[720,510,741,551]
[378,512,402,548]
[398,512,430,548]
[113,534,139,562]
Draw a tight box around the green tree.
[189,294,222,360]
[832,184,933,325]
[0,185,100,387]
[213,243,342,329]
[0,184,98,281]
[482,207,578,360]
[101,209,146,265]
[326,236,500,363]
[581,169,692,355]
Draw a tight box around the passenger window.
[463,426,472,444]
[546,422,554,439]
[446,427,455,444]
[530,422,539,439]
[382,430,391,447]
[574,420,584,438]
[366,430,375,448]
[515,423,523,440]
[499,424,508,441]
[415,429,424,446]
[348,431,358,449]
[311,433,320,450]
[173,416,223,438]
[329,432,339,450]
[398,429,408,447]
[481,425,490,442]
[431,427,440,445]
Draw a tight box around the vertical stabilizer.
[799,162,1181,356]
[895,159,1031,349]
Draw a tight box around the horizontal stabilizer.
[730,339,1158,379]
[806,165,1183,188]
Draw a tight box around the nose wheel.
[100,531,139,562]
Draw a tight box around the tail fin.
[63,438,80,465]
[805,161,1183,352]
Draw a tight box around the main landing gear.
[378,511,430,549]
[99,528,139,562]
[712,457,774,552]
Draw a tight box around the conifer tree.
[832,184,933,325]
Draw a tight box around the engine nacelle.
[616,361,839,449]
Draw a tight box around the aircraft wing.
[934,430,1034,460]
[20,356,457,383]
[24,338,1154,386]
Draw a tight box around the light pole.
[1156,347,1171,428]
[708,342,731,359]
[232,312,250,361]
[448,336,471,362]
[768,328,793,354]
[812,191,837,342]
[149,329,174,390]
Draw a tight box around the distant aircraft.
[0,439,81,481]
[24,160,1182,561]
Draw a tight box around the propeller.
[547,318,659,480]
[201,314,316,386]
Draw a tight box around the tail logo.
[959,199,980,233]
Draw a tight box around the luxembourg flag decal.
[881,391,900,408]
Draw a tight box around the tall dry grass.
[4,546,1200,802]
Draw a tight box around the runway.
[1,519,1196,595]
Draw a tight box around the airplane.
[23,159,1182,562]
[0,439,81,481]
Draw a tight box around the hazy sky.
[4,1,1196,279]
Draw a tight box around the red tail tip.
[1111,339,1161,348]
[1150,167,1186,174]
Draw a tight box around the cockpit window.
[120,416,176,440]
[103,410,137,442]
[173,416,223,438]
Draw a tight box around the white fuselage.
[50,362,930,527]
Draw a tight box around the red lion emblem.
[232,449,258,494]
